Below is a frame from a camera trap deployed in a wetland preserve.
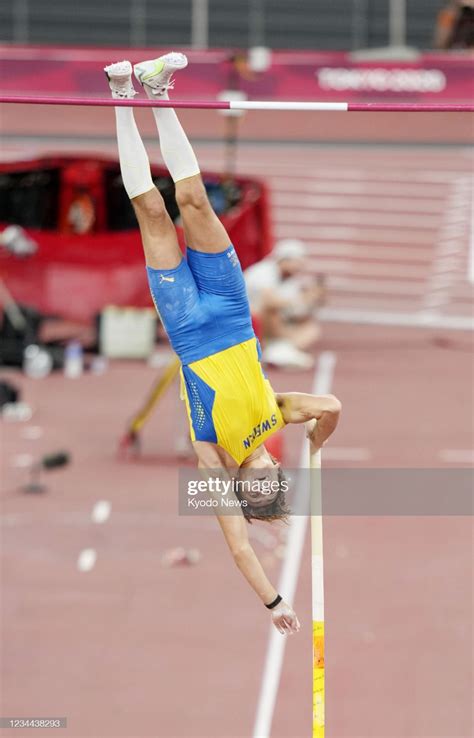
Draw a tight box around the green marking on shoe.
[142,59,165,82]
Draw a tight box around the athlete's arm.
[196,450,299,633]
[276,392,341,450]
[216,511,300,635]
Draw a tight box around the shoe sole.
[104,61,132,80]
[134,54,187,86]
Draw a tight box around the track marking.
[252,351,336,738]
[423,176,471,312]
[328,277,427,295]
[469,178,474,284]
[11,453,34,468]
[439,450,474,464]
[271,181,449,197]
[272,193,445,213]
[319,307,473,331]
[77,548,97,572]
[91,500,111,524]
[292,260,429,280]
[20,426,44,440]
[275,224,436,244]
[276,207,439,229]
[321,447,370,461]
[307,243,434,262]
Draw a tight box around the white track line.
[469,179,474,284]
[291,259,428,280]
[327,277,426,295]
[11,454,34,468]
[439,450,474,464]
[307,243,433,262]
[319,307,473,331]
[321,447,371,461]
[276,208,438,229]
[77,548,97,572]
[233,166,471,183]
[423,176,471,312]
[272,193,445,213]
[274,224,436,243]
[330,296,422,313]
[270,181,449,197]
[252,351,336,738]
[20,426,44,440]
[91,500,111,524]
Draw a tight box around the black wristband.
[265,594,282,610]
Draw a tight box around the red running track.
[1,324,473,738]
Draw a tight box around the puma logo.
[160,274,175,283]
[227,249,239,267]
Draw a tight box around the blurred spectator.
[244,239,325,370]
[65,189,96,234]
[435,1,474,49]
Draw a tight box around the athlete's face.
[237,456,281,507]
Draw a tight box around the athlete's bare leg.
[174,175,231,254]
[131,188,182,270]
[130,168,229,266]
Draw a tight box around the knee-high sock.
[145,88,200,183]
[114,106,155,199]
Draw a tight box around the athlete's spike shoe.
[134,52,188,96]
[104,60,137,99]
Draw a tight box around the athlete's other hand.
[306,418,321,452]
[271,601,300,635]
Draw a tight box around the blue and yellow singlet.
[180,338,285,465]
[146,245,285,465]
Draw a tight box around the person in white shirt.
[244,239,324,369]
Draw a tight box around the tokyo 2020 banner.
[0,46,472,104]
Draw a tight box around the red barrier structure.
[0,156,272,322]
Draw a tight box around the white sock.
[114,106,155,199]
[145,88,200,183]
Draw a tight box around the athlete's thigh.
[182,205,231,254]
[146,258,207,360]
[186,244,253,334]
[133,188,182,270]
[176,174,231,254]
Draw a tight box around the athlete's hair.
[237,460,290,524]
